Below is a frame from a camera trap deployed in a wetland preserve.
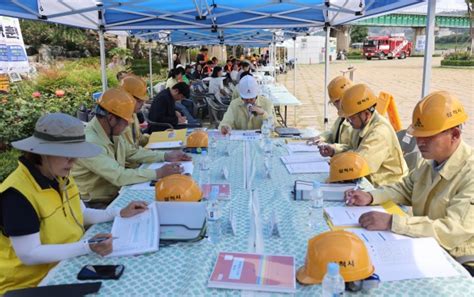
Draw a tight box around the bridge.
[354,13,470,29]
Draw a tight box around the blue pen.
[88,236,119,244]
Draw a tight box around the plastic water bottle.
[311,181,323,208]
[200,150,210,170]
[322,263,345,297]
[207,188,221,244]
[199,151,210,195]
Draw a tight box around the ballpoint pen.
[88,237,119,244]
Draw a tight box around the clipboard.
[146,129,187,149]
[156,202,207,244]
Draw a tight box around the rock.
[38,45,52,63]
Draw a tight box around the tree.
[466,0,474,54]
[350,26,369,43]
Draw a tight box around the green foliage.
[109,47,134,63]
[130,59,163,77]
[0,149,21,183]
[350,26,369,43]
[442,51,473,61]
[435,32,470,44]
[0,59,120,145]
[441,59,474,66]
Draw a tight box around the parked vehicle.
[363,35,413,60]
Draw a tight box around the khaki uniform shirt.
[319,117,353,152]
[370,141,474,259]
[336,111,408,187]
[219,96,275,130]
[122,114,150,168]
[71,117,165,203]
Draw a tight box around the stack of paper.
[320,183,356,201]
[286,143,319,154]
[284,162,329,174]
[129,161,194,190]
[347,231,460,281]
[324,205,388,227]
[280,153,327,164]
[208,252,296,293]
[107,203,159,257]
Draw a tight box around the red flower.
[32,91,41,98]
[55,89,65,97]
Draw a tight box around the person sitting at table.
[72,88,190,208]
[120,75,150,149]
[344,91,474,276]
[327,151,371,185]
[165,67,184,89]
[0,113,149,294]
[202,60,214,77]
[231,71,253,101]
[307,76,354,152]
[319,84,408,187]
[219,75,275,135]
[230,63,240,84]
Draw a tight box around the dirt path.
[278,57,474,146]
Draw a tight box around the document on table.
[280,153,327,164]
[324,206,388,227]
[147,140,183,149]
[345,228,410,243]
[229,130,262,141]
[320,183,356,201]
[286,143,319,154]
[129,161,194,190]
[107,202,159,257]
[284,161,329,174]
[365,237,460,281]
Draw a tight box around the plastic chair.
[204,94,228,128]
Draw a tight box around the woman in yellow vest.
[0,113,148,294]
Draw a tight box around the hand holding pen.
[88,233,114,256]
[344,188,373,206]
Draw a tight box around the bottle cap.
[327,262,340,276]
[313,181,321,188]
[201,150,207,156]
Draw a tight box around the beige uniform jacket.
[319,117,353,152]
[72,117,165,203]
[370,141,474,259]
[219,96,275,130]
[123,113,150,148]
[336,111,408,187]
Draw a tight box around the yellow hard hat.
[407,91,468,137]
[98,88,135,123]
[155,174,203,202]
[328,76,353,103]
[296,230,374,284]
[328,152,370,183]
[187,130,209,148]
[340,84,377,117]
[120,75,149,101]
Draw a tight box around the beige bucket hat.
[12,113,102,158]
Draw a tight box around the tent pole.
[98,29,107,92]
[148,40,154,98]
[324,26,331,130]
[293,36,297,127]
[421,0,437,98]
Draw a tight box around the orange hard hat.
[328,152,370,183]
[296,230,374,284]
[340,84,378,117]
[155,174,202,202]
[328,76,353,103]
[98,88,135,123]
[120,75,149,101]
[187,130,209,148]
[407,91,468,137]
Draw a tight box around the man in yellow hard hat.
[308,76,354,151]
[344,91,474,275]
[319,83,408,187]
[219,75,274,135]
[72,88,191,208]
[120,75,150,148]
[328,152,371,184]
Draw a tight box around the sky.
[402,0,469,13]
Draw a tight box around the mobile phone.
[77,265,124,280]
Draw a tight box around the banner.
[0,16,29,74]
[415,35,426,52]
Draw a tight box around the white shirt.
[208,77,224,103]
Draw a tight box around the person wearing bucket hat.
[71,88,191,208]
[319,84,408,187]
[307,76,354,149]
[218,75,275,135]
[344,91,474,276]
[0,113,149,294]
[120,75,150,149]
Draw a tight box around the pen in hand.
[88,236,119,244]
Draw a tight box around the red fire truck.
[363,35,413,60]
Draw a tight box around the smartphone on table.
[77,265,125,280]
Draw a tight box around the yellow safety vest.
[0,162,84,294]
